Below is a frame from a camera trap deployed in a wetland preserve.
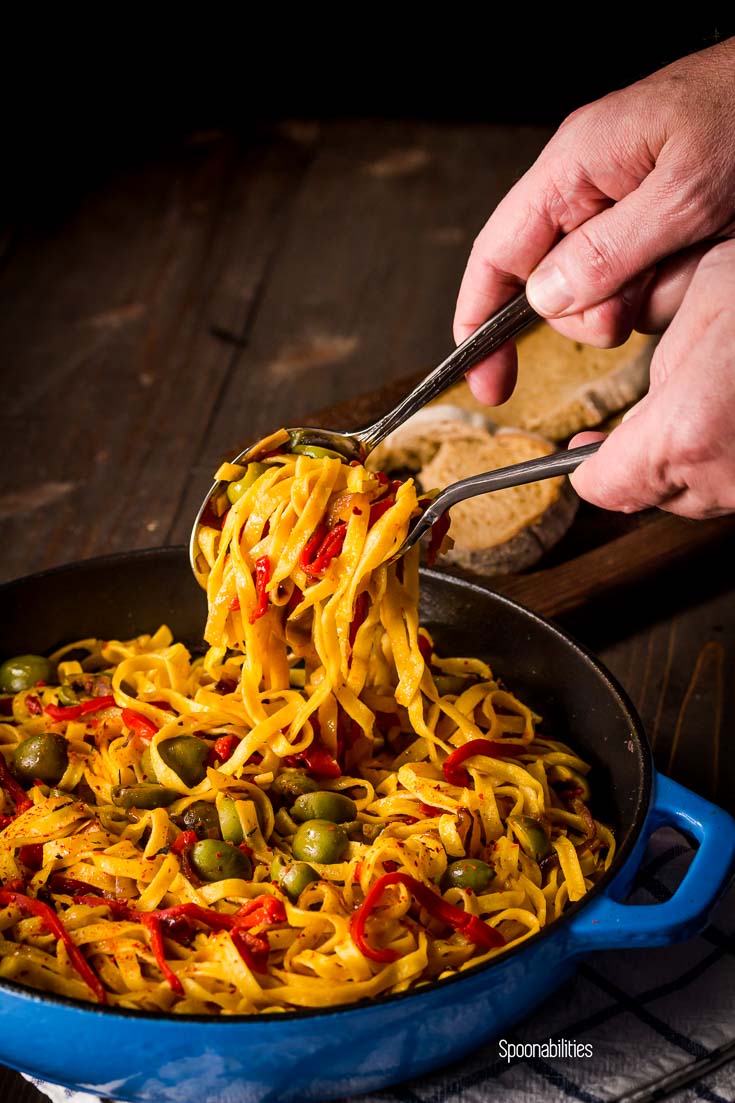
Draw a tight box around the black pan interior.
[0,547,649,882]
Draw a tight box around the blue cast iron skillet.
[0,548,733,1103]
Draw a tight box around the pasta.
[0,440,614,1012]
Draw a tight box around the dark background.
[4,22,734,217]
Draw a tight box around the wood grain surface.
[1,118,734,1103]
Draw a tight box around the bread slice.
[441,326,655,441]
[369,411,578,575]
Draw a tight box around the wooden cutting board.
[301,373,735,620]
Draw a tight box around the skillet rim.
[0,547,652,1024]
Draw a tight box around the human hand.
[568,239,735,518]
[453,38,735,406]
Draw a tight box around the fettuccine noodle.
[0,441,614,1012]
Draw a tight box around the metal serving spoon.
[190,291,537,570]
[392,440,602,560]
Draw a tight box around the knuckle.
[572,225,617,290]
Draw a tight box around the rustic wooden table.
[1,119,734,1102]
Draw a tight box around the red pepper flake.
[229,595,241,612]
[349,872,504,963]
[249,556,271,624]
[442,739,526,787]
[0,888,107,1003]
[45,695,116,724]
[353,861,363,883]
[122,709,159,742]
[427,513,451,568]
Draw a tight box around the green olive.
[158,737,209,788]
[271,769,319,803]
[362,822,386,843]
[271,858,320,902]
[290,445,345,461]
[57,684,80,706]
[508,815,552,860]
[218,796,244,844]
[442,858,495,893]
[188,838,252,882]
[227,463,268,504]
[0,655,53,694]
[292,819,348,864]
[291,791,357,824]
[111,784,181,810]
[12,733,68,786]
[182,800,221,839]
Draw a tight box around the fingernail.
[526,263,574,316]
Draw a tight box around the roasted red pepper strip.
[288,740,342,779]
[212,734,239,763]
[0,754,32,814]
[442,738,526,787]
[307,522,347,576]
[299,523,327,571]
[249,556,272,624]
[122,708,159,742]
[417,634,433,666]
[350,872,504,963]
[140,913,185,996]
[236,895,287,928]
[45,695,116,723]
[349,592,370,649]
[368,497,395,526]
[171,830,198,856]
[0,889,107,1002]
[427,512,451,568]
[18,844,44,870]
[230,929,270,974]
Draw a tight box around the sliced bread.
[369,410,577,575]
[441,326,655,441]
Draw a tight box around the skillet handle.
[567,773,735,950]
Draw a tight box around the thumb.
[525,158,713,319]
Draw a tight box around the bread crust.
[369,412,578,576]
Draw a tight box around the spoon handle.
[356,291,538,453]
[399,441,602,555]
